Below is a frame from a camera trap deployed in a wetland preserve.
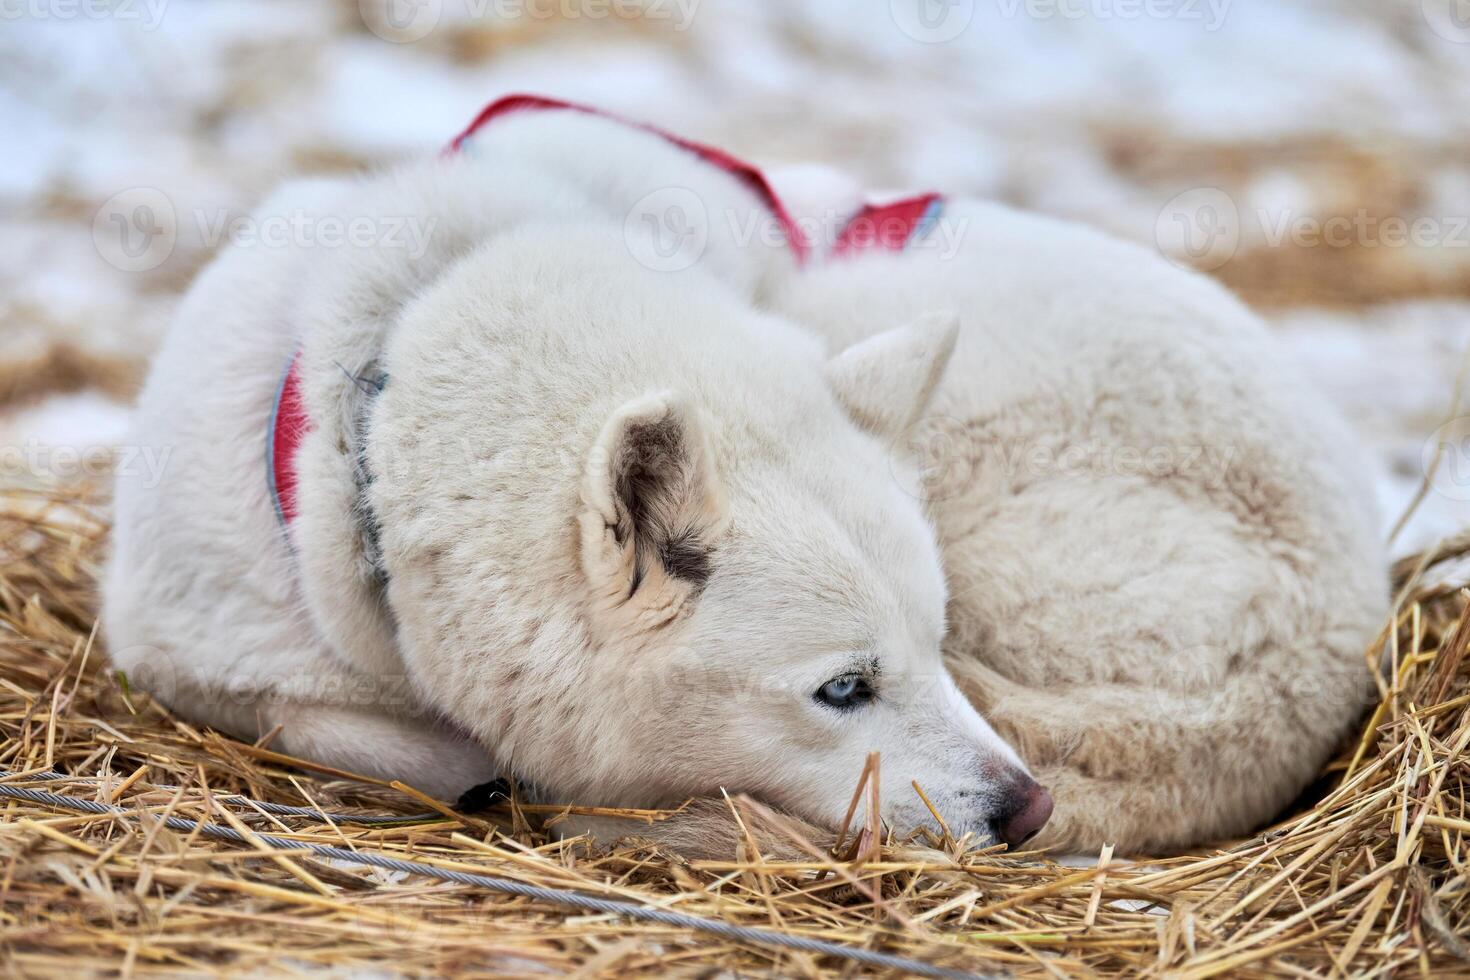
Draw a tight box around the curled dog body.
[104,98,1384,855]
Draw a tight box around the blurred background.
[2,0,1468,554]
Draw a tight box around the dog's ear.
[579,391,729,635]
[825,312,959,444]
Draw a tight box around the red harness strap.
[451,94,812,265]
[268,96,944,529]
[268,357,309,524]
[833,193,945,256]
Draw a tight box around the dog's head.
[571,318,1050,846]
[368,234,1049,847]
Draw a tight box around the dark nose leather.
[995,776,1053,848]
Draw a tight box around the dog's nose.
[994,776,1053,848]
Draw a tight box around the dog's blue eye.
[815,674,874,710]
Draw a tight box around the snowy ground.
[2,0,1469,553]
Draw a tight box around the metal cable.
[8,769,437,824]
[0,780,985,979]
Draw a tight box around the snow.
[0,392,132,453]
[1,0,1467,554]
[1273,302,1470,555]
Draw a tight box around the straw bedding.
[2,483,1468,977]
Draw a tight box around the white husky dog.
[105,97,1385,854]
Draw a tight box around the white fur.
[770,198,1388,850]
[105,110,1386,852]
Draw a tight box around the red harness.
[269,95,944,527]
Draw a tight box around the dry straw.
[1,482,1468,976]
